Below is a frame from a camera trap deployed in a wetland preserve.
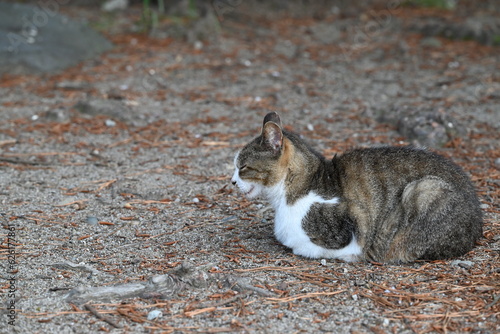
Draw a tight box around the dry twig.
[84,304,121,329]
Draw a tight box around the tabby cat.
[231,112,483,263]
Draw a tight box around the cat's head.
[231,112,290,199]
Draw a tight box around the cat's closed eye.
[240,165,263,174]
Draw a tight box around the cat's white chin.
[244,184,262,198]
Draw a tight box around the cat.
[231,112,483,263]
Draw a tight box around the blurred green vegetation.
[406,0,457,10]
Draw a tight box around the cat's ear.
[263,112,281,128]
[262,121,283,154]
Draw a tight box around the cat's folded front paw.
[291,243,329,259]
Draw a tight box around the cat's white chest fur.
[266,182,362,262]
[232,154,362,262]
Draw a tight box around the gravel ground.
[1,2,499,334]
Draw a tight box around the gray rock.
[450,260,474,269]
[86,216,99,225]
[147,310,162,320]
[420,37,443,48]
[45,108,67,121]
[410,15,500,46]
[0,2,112,75]
[385,83,400,97]
[310,22,341,44]
[398,114,449,147]
[74,99,130,121]
[105,119,117,127]
[50,261,101,275]
[274,40,298,59]
[55,81,91,90]
[101,0,129,12]
[151,1,220,42]
[379,106,465,148]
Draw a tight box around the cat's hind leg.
[393,175,479,261]
[402,175,453,212]
[386,176,481,262]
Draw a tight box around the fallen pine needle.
[54,200,88,209]
[25,216,65,225]
[393,310,481,320]
[0,152,77,157]
[99,221,115,225]
[265,290,347,303]
[127,199,172,205]
[84,304,122,328]
[96,179,116,192]
[107,137,133,148]
[184,307,217,317]
[201,141,230,146]
[235,266,314,273]
[0,139,16,147]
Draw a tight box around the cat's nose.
[231,180,236,186]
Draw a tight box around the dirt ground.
[1,2,499,333]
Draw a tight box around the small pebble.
[151,276,167,284]
[86,216,99,225]
[221,215,238,223]
[105,119,116,127]
[101,0,128,12]
[193,197,200,203]
[420,37,442,48]
[147,310,162,320]
[45,109,66,120]
[194,40,203,50]
[73,202,87,210]
[450,260,474,269]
